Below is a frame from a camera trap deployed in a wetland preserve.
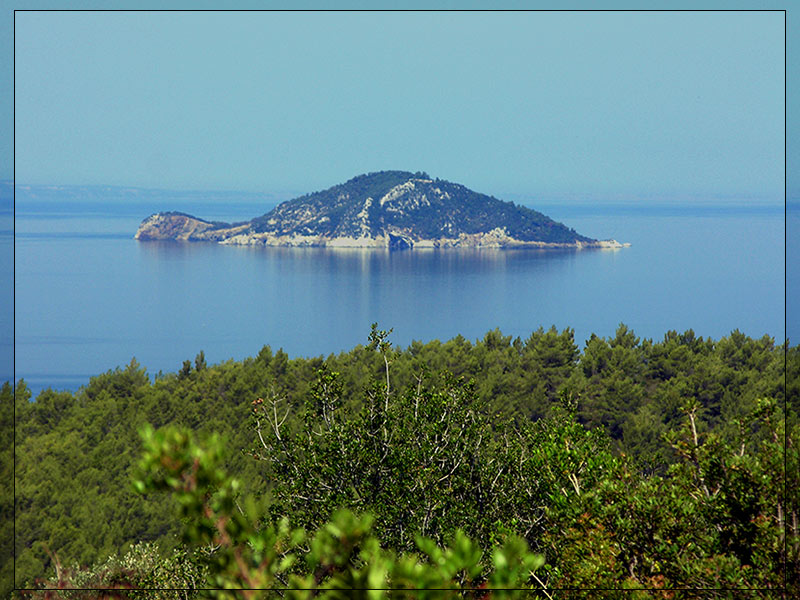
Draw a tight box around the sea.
[5,182,792,400]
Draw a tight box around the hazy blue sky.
[12,9,785,202]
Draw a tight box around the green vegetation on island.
[7,324,797,596]
[135,171,621,249]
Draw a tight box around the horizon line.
[3,179,788,206]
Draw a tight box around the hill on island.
[135,170,627,250]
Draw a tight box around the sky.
[10,8,786,203]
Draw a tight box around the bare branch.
[255,419,270,451]
[490,466,505,491]
[567,472,581,496]
[530,570,554,600]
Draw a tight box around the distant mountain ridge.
[135,171,628,249]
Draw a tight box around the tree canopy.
[7,325,797,597]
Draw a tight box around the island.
[135,171,629,250]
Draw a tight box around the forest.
[6,324,798,597]
[215,170,589,246]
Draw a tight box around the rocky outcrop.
[135,172,629,249]
[134,212,248,241]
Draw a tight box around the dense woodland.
[245,170,588,244]
[6,324,798,597]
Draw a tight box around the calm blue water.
[10,188,788,400]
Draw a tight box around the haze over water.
[12,189,786,400]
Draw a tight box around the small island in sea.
[135,170,629,250]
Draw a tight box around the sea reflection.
[137,240,586,277]
[132,241,596,359]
